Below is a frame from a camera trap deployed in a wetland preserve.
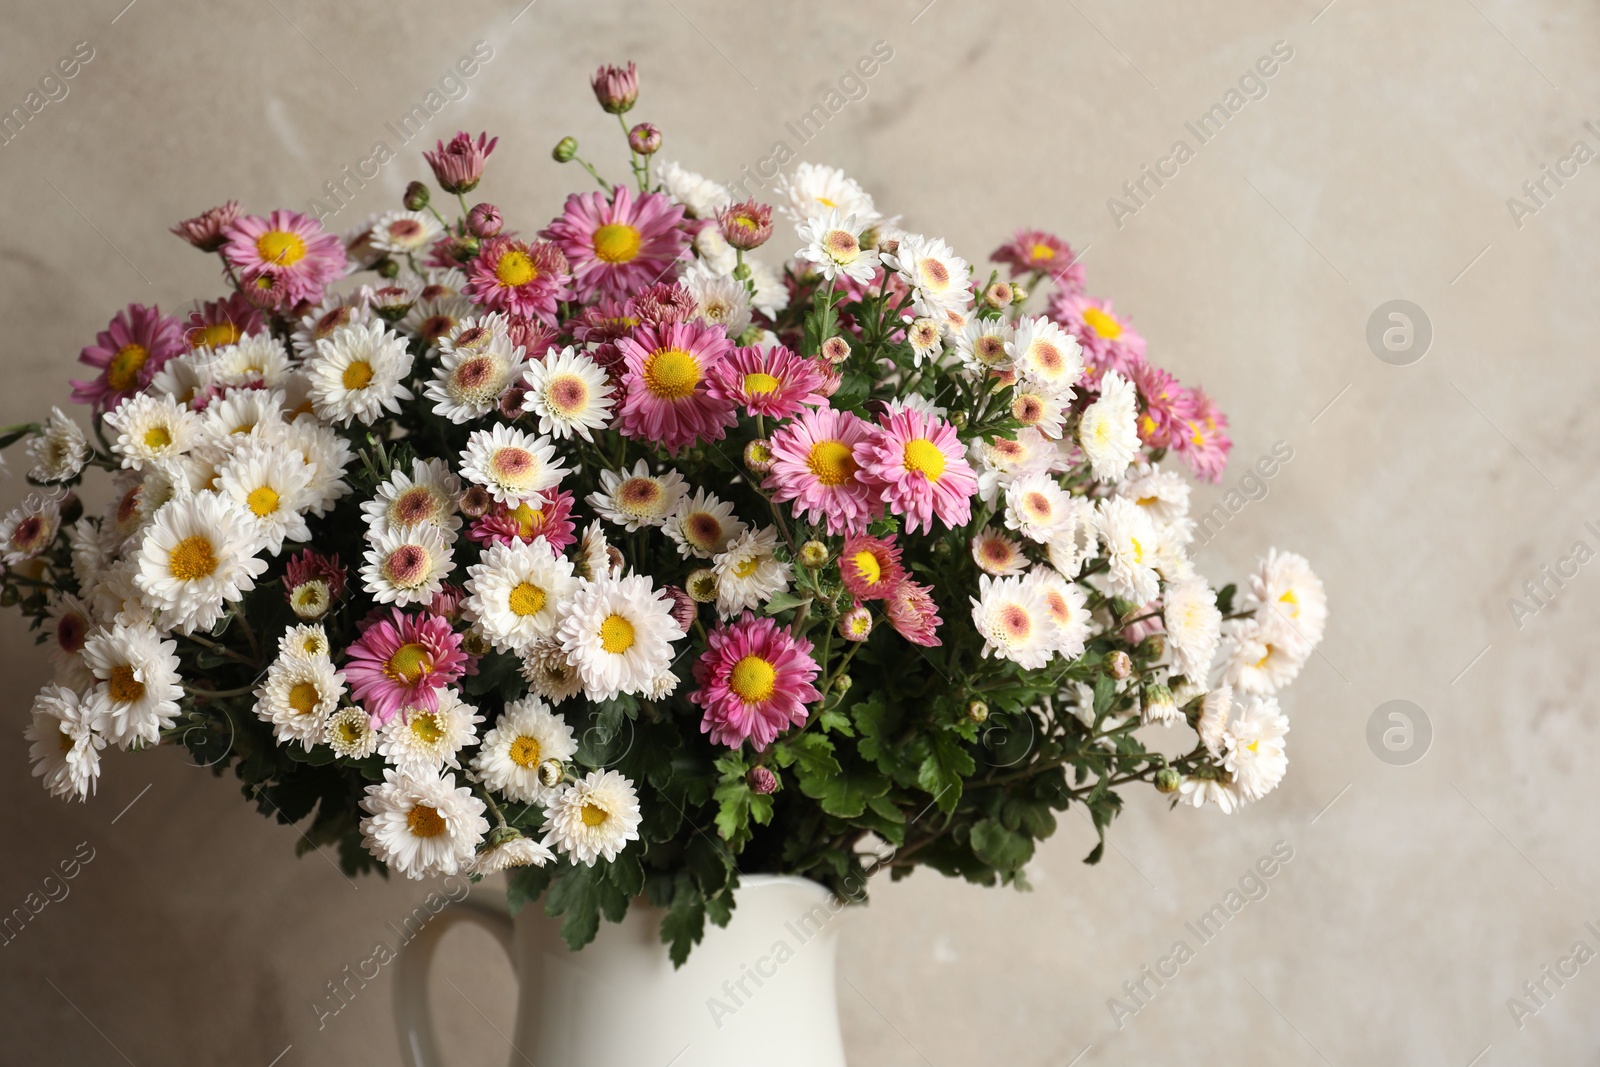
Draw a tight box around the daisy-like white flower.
[86,557,151,629]
[44,594,95,687]
[402,276,474,351]
[216,441,315,554]
[1026,566,1091,660]
[905,318,944,366]
[438,312,511,359]
[369,210,444,255]
[556,574,685,701]
[771,162,880,228]
[324,706,380,759]
[1163,577,1222,680]
[1117,464,1193,543]
[424,342,527,424]
[459,424,567,506]
[361,459,462,541]
[305,321,415,426]
[1194,685,1233,756]
[854,407,978,535]
[254,653,346,749]
[27,408,89,483]
[521,346,615,441]
[27,685,106,800]
[682,263,752,337]
[281,419,354,518]
[1011,316,1084,396]
[278,622,332,662]
[470,694,578,803]
[208,334,295,391]
[82,622,183,749]
[378,688,482,774]
[359,768,488,879]
[198,388,287,445]
[795,210,880,285]
[134,493,268,635]
[541,769,643,865]
[712,526,793,619]
[1003,472,1074,544]
[971,526,1029,577]
[883,233,973,318]
[572,520,621,583]
[587,460,688,531]
[1221,617,1309,696]
[1244,549,1328,651]
[970,574,1058,670]
[464,538,577,653]
[0,494,61,567]
[970,428,1062,507]
[1177,772,1245,814]
[1078,371,1141,483]
[1093,495,1160,607]
[657,159,733,219]
[690,613,821,750]
[1010,388,1068,439]
[290,299,374,360]
[520,634,585,705]
[473,833,556,874]
[1044,497,1098,579]
[764,407,880,537]
[361,524,455,607]
[105,392,199,470]
[664,488,745,559]
[953,318,1015,375]
[1222,695,1290,802]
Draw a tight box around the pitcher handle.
[394,899,516,1067]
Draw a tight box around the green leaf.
[1215,582,1237,616]
[773,733,841,779]
[1092,673,1118,720]
[545,861,631,951]
[712,771,773,849]
[800,761,891,819]
[970,818,1034,873]
[917,731,975,814]
[506,863,554,916]
[853,693,900,770]
[816,707,854,737]
[761,590,808,616]
[658,878,706,968]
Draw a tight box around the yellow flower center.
[342,360,374,390]
[733,557,760,579]
[143,426,172,450]
[508,581,546,617]
[496,249,537,287]
[851,550,882,586]
[168,535,218,581]
[336,718,366,744]
[806,439,857,486]
[643,347,701,401]
[729,655,778,704]
[107,344,150,393]
[256,229,308,266]
[743,372,781,396]
[191,323,241,350]
[410,712,445,744]
[599,613,636,654]
[1082,306,1122,340]
[580,802,609,827]
[1254,645,1275,670]
[386,642,433,685]
[592,223,643,264]
[902,438,946,481]
[246,485,280,517]
[288,682,320,715]
[107,664,145,705]
[509,735,542,768]
[1029,242,1056,261]
[407,803,447,838]
[509,501,542,538]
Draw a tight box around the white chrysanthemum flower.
[291,299,375,360]
[1011,316,1084,396]
[67,518,104,589]
[1195,685,1233,756]
[438,312,512,359]
[683,263,753,337]
[1003,472,1074,544]
[1164,578,1222,680]
[1093,495,1159,606]
[280,419,354,518]
[464,538,577,653]
[572,520,621,582]
[148,351,217,406]
[693,224,739,277]
[473,833,556,875]
[795,209,880,285]
[1078,371,1140,483]
[0,494,61,567]
[359,768,488,879]
[588,460,688,532]
[369,209,444,254]
[85,556,151,629]
[278,622,331,662]
[520,635,585,705]
[134,492,268,635]
[1044,497,1098,580]
[970,526,1029,577]
[1025,566,1090,660]
[556,575,685,701]
[521,346,615,442]
[378,689,482,774]
[424,342,526,424]
[105,393,200,470]
[82,621,183,749]
[657,159,733,218]
[711,526,792,619]
[471,695,578,803]
[1245,549,1328,651]
[905,317,944,367]
[953,318,1014,374]
[970,428,1062,506]
[199,388,287,446]
[305,321,415,426]
[361,458,462,541]
[1117,463,1193,543]
[970,573,1057,670]
[324,706,380,759]
[27,407,89,483]
[664,488,746,560]
[883,233,973,318]
[1221,617,1309,696]
[1010,387,1068,439]
[459,424,567,506]
[541,769,643,866]
[254,654,345,749]
[44,593,96,688]
[772,162,880,228]
[744,256,790,318]
[361,523,455,607]
[402,289,474,351]
[1222,695,1290,802]
[209,334,293,390]
[644,671,680,700]
[1177,774,1245,814]
[216,441,314,555]
[27,685,106,801]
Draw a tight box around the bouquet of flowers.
[1,62,1325,961]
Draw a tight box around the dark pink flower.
[991,229,1086,292]
[885,579,942,647]
[170,201,242,252]
[1177,387,1231,483]
[182,294,264,352]
[71,304,185,409]
[542,186,688,303]
[467,490,577,552]
[424,131,498,194]
[464,236,571,323]
[342,609,468,726]
[614,321,737,454]
[689,613,821,750]
[705,343,827,420]
[853,408,979,535]
[222,210,348,311]
[1048,291,1146,387]
[284,550,347,600]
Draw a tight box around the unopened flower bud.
[498,385,530,420]
[591,61,639,114]
[733,261,752,281]
[371,286,416,322]
[686,568,718,603]
[289,580,331,620]
[537,760,564,788]
[747,766,778,795]
[799,541,829,568]
[821,336,851,364]
[717,199,774,251]
[403,181,430,211]
[662,585,697,631]
[1137,634,1166,661]
[1155,768,1181,794]
[878,236,900,257]
[833,673,853,694]
[58,493,82,525]
[838,605,872,642]
[743,439,774,473]
[376,258,400,280]
[949,410,967,430]
[983,281,1014,308]
[1141,684,1178,725]
[966,699,989,723]
[628,122,662,155]
[1011,283,1029,304]
[459,485,494,518]
[553,136,579,163]
[467,202,503,238]
[1107,650,1132,679]
[461,629,492,658]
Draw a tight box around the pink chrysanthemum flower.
[1178,387,1232,483]
[854,408,978,535]
[991,229,1086,292]
[885,579,942,647]
[467,490,577,552]
[464,237,571,323]
[1129,362,1199,450]
[566,300,642,346]
[183,294,265,352]
[1048,291,1146,386]
[284,549,347,600]
[716,199,774,251]
[689,613,821,750]
[424,131,498,194]
[629,282,697,327]
[838,534,905,601]
[506,316,559,359]
[542,186,688,303]
[706,344,827,420]
[764,407,880,537]
[170,201,241,252]
[71,304,186,409]
[222,210,348,310]
[342,609,468,726]
[614,322,737,454]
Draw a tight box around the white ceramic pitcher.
[394,874,850,1067]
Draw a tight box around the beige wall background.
[2,0,1598,1063]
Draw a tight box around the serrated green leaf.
[917,731,974,814]
[970,818,1034,873]
[761,590,807,616]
